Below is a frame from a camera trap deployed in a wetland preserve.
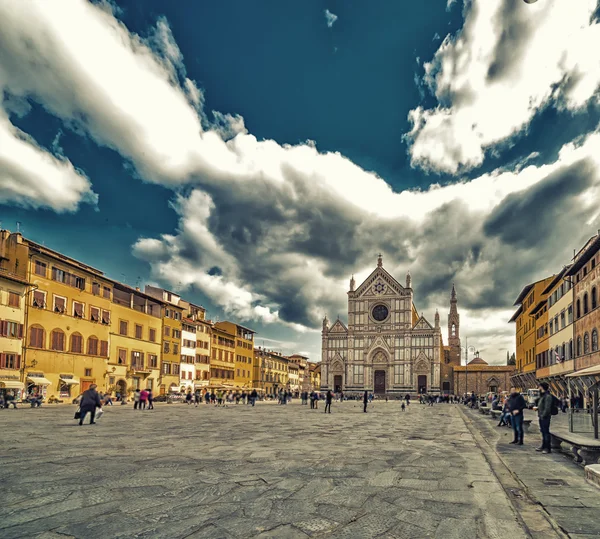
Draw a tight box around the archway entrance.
[116,379,127,397]
[333,375,343,393]
[374,370,386,394]
[418,375,427,394]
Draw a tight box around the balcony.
[130,363,152,375]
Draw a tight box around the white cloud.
[325,9,338,28]
[407,0,600,173]
[0,108,96,211]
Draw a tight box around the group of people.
[183,388,260,407]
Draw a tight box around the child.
[401,402,406,412]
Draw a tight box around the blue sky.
[1,0,600,363]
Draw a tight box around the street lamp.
[459,340,477,396]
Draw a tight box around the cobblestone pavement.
[0,400,586,539]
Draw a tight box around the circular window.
[372,304,389,322]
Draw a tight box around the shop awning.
[0,381,24,389]
[27,376,52,386]
[566,365,600,377]
[59,377,80,385]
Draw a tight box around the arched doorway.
[116,379,127,398]
[374,370,386,394]
[370,349,388,395]
[330,356,344,393]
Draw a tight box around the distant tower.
[435,309,440,329]
[448,284,461,365]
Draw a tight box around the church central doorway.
[418,375,427,394]
[333,375,343,393]
[374,370,386,394]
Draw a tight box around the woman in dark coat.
[78,384,102,425]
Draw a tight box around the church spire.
[349,274,355,292]
[451,283,457,302]
[377,253,383,267]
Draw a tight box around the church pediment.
[329,319,348,334]
[413,316,433,330]
[366,335,392,355]
[414,353,430,373]
[354,267,405,298]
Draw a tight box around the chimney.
[135,287,140,291]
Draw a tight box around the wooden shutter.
[0,353,5,369]
[16,354,21,370]
[100,340,108,357]
[33,290,44,307]
[91,307,99,321]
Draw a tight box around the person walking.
[78,384,102,425]
[133,389,141,409]
[186,390,193,405]
[363,390,368,413]
[139,388,148,410]
[147,389,154,410]
[250,389,257,407]
[325,390,333,414]
[401,402,406,412]
[507,387,526,445]
[534,382,555,454]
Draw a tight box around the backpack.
[551,395,560,416]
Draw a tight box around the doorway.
[334,375,343,393]
[374,370,386,394]
[442,381,450,395]
[80,380,94,393]
[418,375,427,394]
[115,379,127,397]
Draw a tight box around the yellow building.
[260,349,289,396]
[0,231,115,399]
[108,282,163,398]
[309,362,321,391]
[0,260,29,398]
[510,276,554,390]
[215,321,255,389]
[211,323,236,386]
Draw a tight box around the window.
[8,291,20,308]
[164,326,170,337]
[569,339,573,360]
[135,324,143,339]
[32,290,46,308]
[51,267,85,290]
[50,329,65,351]
[560,310,565,329]
[173,329,181,339]
[0,321,22,339]
[577,299,581,318]
[549,320,553,335]
[84,368,92,377]
[88,336,99,356]
[131,351,143,369]
[29,326,44,348]
[584,293,589,315]
[593,288,598,310]
[577,336,582,356]
[149,354,158,368]
[163,341,170,354]
[0,353,21,370]
[101,310,110,325]
[90,307,100,322]
[173,343,179,355]
[119,320,128,336]
[92,282,100,295]
[118,349,127,365]
[162,362,171,374]
[103,286,111,299]
[73,301,84,318]
[149,328,156,342]
[592,329,598,352]
[172,363,180,375]
[100,340,108,357]
[53,296,66,314]
[584,333,590,354]
[35,260,47,277]
[568,305,573,324]
[70,333,83,353]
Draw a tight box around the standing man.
[147,389,154,410]
[78,384,102,425]
[363,390,368,413]
[507,387,526,446]
[139,388,148,410]
[324,390,333,414]
[534,382,555,454]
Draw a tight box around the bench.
[490,409,502,419]
[479,406,490,415]
[550,429,600,466]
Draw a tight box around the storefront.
[26,373,52,398]
[58,375,80,399]
[0,376,24,401]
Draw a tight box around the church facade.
[321,255,461,396]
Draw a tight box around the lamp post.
[460,340,476,396]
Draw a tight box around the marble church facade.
[321,255,461,396]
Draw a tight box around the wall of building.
[574,253,600,370]
[453,366,515,395]
[0,273,27,394]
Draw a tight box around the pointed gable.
[413,316,433,330]
[354,266,405,298]
[328,319,348,334]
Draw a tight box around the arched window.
[577,299,581,318]
[29,325,45,348]
[87,336,99,356]
[577,336,582,356]
[50,329,65,351]
[569,339,573,360]
[584,293,589,314]
[593,329,598,352]
[592,288,598,310]
[70,333,83,354]
[451,323,456,337]
[584,332,590,354]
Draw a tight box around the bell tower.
[448,284,461,365]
